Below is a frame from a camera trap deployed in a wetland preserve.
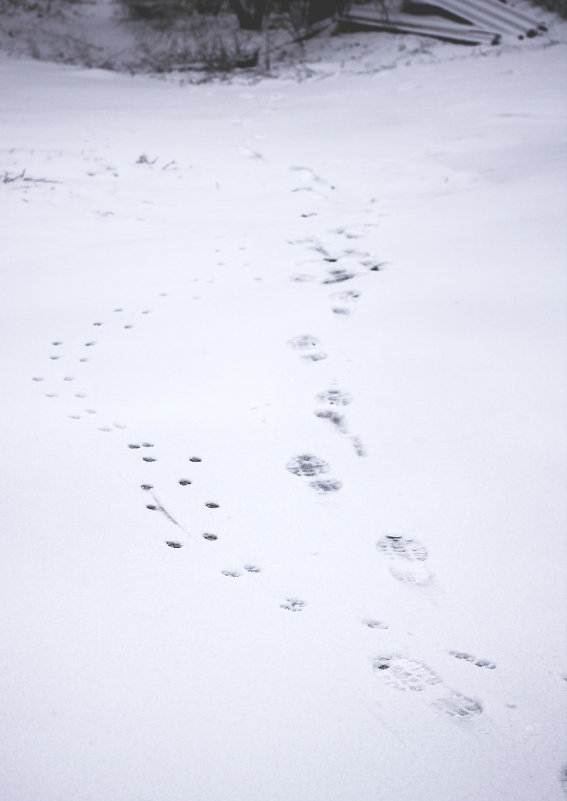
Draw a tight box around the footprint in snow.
[322,269,356,285]
[376,534,432,585]
[287,454,329,477]
[373,655,483,721]
[314,408,347,433]
[364,619,389,630]
[310,478,343,494]
[315,387,366,456]
[281,598,306,612]
[330,289,361,315]
[287,454,342,494]
[287,335,327,362]
[449,651,496,670]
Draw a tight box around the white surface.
[1,39,566,801]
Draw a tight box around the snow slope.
[1,39,566,801]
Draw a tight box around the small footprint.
[222,569,241,578]
[364,620,389,630]
[244,564,261,573]
[166,541,183,549]
[205,502,220,509]
[281,598,305,612]
[189,456,202,463]
[203,533,218,541]
[179,479,192,486]
[143,456,157,463]
[287,335,327,362]
[449,651,496,670]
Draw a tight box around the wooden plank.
[464,0,547,31]
[338,9,500,44]
[405,0,542,36]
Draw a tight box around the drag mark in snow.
[314,387,366,457]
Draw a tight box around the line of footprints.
[31,246,497,723]
[31,292,310,613]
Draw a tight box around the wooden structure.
[337,0,547,45]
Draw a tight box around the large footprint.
[373,654,483,720]
[376,533,432,585]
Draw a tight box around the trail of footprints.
[32,294,266,591]
[364,616,496,721]
[31,163,496,727]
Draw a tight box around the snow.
[1,21,567,801]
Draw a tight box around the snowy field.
[1,25,567,801]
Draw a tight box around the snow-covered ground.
[1,21,566,801]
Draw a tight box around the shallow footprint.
[310,478,342,494]
[314,408,347,432]
[373,654,483,720]
[281,598,305,612]
[330,289,361,315]
[377,534,428,562]
[316,388,352,407]
[449,651,496,670]
[287,335,327,362]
